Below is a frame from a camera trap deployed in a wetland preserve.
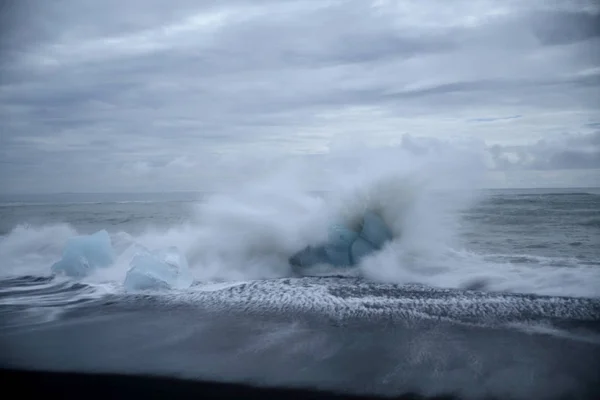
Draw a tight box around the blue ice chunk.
[290,224,359,268]
[124,247,193,291]
[51,230,115,278]
[289,246,329,268]
[350,236,377,263]
[328,223,359,246]
[289,210,395,271]
[324,224,359,266]
[323,244,352,266]
[359,210,393,249]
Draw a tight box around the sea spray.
[160,141,486,282]
[2,140,598,297]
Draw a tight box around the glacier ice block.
[359,210,393,248]
[350,236,377,264]
[51,230,115,278]
[124,247,193,291]
[289,210,394,271]
[323,223,360,266]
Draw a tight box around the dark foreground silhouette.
[1,368,463,400]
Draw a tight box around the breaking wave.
[0,143,599,298]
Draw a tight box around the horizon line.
[1,186,599,197]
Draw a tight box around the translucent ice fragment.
[359,210,393,249]
[289,210,394,271]
[124,246,193,291]
[51,230,115,278]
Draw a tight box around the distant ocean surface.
[1,187,599,399]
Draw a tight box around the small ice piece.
[51,230,115,278]
[124,246,193,291]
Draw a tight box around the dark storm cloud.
[0,0,599,192]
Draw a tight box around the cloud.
[0,0,599,193]
[531,10,600,46]
[382,131,600,172]
[469,115,522,123]
[488,131,600,170]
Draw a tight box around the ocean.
[1,186,599,399]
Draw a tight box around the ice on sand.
[124,247,193,291]
[289,210,394,270]
[51,230,115,278]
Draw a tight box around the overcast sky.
[1,0,599,193]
